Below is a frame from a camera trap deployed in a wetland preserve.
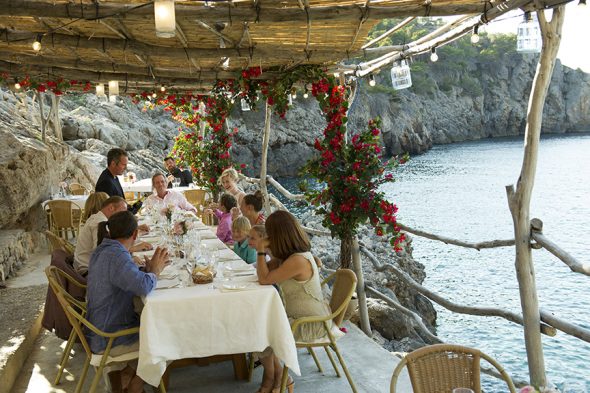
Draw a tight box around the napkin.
[156,278,180,289]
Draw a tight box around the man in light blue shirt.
[86,210,168,393]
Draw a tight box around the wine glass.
[173,178,180,188]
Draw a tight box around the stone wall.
[0,230,45,283]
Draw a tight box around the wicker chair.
[390,344,517,393]
[278,268,358,393]
[44,230,75,255]
[46,200,81,240]
[45,266,87,385]
[69,183,88,196]
[124,191,139,205]
[47,267,166,393]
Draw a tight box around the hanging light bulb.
[430,47,438,62]
[96,83,105,97]
[391,59,412,90]
[160,86,166,92]
[333,72,340,78]
[152,92,157,98]
[471,25,480,44]
[288,94,293,106]
[369,74,376,87]
[303,89,309,99]
[108,80,119,103]
[32,35,42,52]
[219,38,230,70]
[517,12,542,53]
[154,0,176,38]
[290,87,297,99]
[14,81,21,90]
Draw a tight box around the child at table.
[232,216,256,264]
[204,193,236,244]
[249,225,271,264]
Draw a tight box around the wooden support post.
[50,94,62,141]
[259,100,272,216]
[505,7,565,388]
[36,90,47,142]
[352,237,371,336]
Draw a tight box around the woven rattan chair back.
[46,200,81,239]
[44,230,75,255]
[184,189,207,208]
[328,269,357,326]
[70,183,87,195]
[390,344,517,393]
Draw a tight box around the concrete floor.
[13,322,412,393]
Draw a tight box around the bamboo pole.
[259,100,272,216]
[505,7,565,387]
[352,237,371,336]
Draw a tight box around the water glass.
[452,388,474,393]
[173,178,180,188]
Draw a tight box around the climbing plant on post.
[301,75,407,269]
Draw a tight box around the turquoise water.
[382,134,590,392]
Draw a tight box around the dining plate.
[156,279,180,289]
[221,283,255,291]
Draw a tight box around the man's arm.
[110,252,156,296]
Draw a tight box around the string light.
[430,47,438,62]
[152,92,157,98]
[290,87,297,99]
[154,0,176,38]
[471,25,480,44]
[160,86,166,92]
[303,89,309,99]
[14,80,21,90]
[333,72,340,78]
[32,35,42,52]
[369,74,376,87]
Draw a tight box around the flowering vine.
[0,72,92,95]
[301,74,408,268]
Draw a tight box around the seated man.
[164,156,193,187]
[143,173,197,214]
[74,196,151,275]
[86,211,169,393]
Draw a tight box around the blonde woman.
[219,168,246,206]
[82,192,109,223]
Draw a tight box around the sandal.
[272,376,294,393]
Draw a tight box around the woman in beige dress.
[255,210,333,393]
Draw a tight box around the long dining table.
[134,215,300,387]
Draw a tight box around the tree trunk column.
[506,7,565,387]
[352,237,371,336]
[259,100,272,216]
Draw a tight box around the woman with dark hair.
[87,211,169,393]
[254,210,333,393]
[232,190,266,225]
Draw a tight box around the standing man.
[164,156,193,187]
[96,148,141,213]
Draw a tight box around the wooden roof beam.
[0,0,542,23]
[361,17,415,49]
[175,23,201,72]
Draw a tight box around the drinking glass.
[452,388,475,393]
[173,178,180,188]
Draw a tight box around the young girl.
[204,193,236,244]
[232,216,256,264]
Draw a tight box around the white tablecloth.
[41,195,88,209]
[120,177,195,194]
[136,224,300,387]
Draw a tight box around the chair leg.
[331,344,357,393]
[324,346,341,378]
[279,366,290,393]
[307,347,323,373]
[54,329,77,385]
[75,357,90,393]
[247,352,255,382]
[88,365,104,393]
[159,380,167,393]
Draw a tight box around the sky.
[482,1,590,72]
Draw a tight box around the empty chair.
[44,230,75,255]
[279,268,358,393]
[46,200,82,240]
[390,344,516,393]
[69,183,88,196]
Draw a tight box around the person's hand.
[203,208,213,216]
[257,238,270,253]
[130,241,153,253]
[167,175,175,183]
[138,223,150,233]
[230,206,240,220]
[132,255,146,267]
[145,247,169,276]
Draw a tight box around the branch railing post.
[352,236,371,336]
[505,7,565,387]
[259,99,272,216]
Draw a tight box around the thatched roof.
[0,0,568,92]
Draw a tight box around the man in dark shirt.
[164,156,193,188]
[96,148,141,213]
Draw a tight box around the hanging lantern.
[96,83,105,97]
[517,12,542,53]
[390,60,412,90]
[288,94,293,106]
[108,80,119,102]
[240,98,251,111]
[154,0,176,38]
[471,25,480,44]
[430,47,438,62]
[32,35,42,52]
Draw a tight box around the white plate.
[156,279,180,289]
[221,283,255,291]
[224,261,255,272]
